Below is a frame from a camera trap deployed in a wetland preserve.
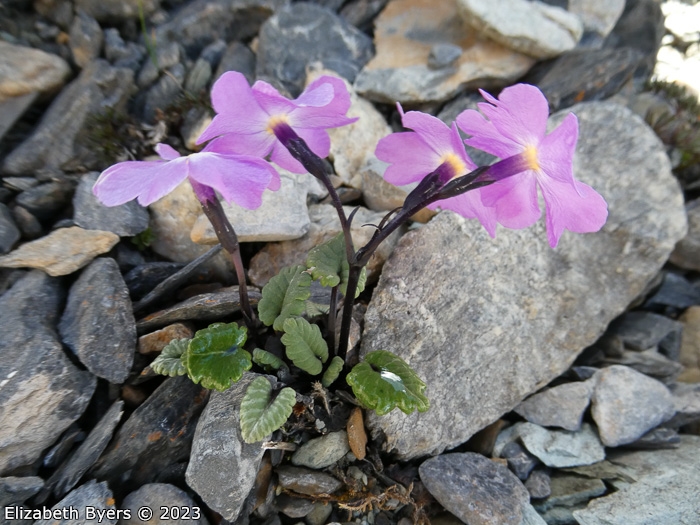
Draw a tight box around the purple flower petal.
[188,152,274,209]
[457,109,522,159]
[537,113,579,186]
[429,190,499,237]
[269,140,307,174]
[155,143,181,160]
[538,176,608,247]
[205,131,275,159]
[252,81,297,116]
[480,172,542,229]
[295,126,332,160]
[295,78,335,107]
[475,84,549,148]
[93,160,188,207]
[375,132,442,185]
[450,122,477,173]
[400,110,454,156]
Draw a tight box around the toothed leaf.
[240,376,296,443]
[184,322,252,391]
[346,350,429,415]
[252,348,288,372]
[258,265,312,330]
[321,356,344,387]
[306,233,367,297]
[151,338,188,377]
[281,317,328,375]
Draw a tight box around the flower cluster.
[93,75,606,248]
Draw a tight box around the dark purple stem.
[189,179,255,328]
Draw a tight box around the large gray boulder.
[360,102,687,460]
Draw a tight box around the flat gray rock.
[591,365,675,447]
[2,59,134,176]
[419,452,530,525]
[121,483,207,525]
[69,10,104,68]
[45,400,124,499]
[670,199,700,271]
[515,380,594,431]
[361,102,687,460]
[276,465,344,495]
[186,374,270,522]
[354,0,534,104]
[291,431,350,469]
[0,271,96,475]
[457,0,583,59]
[256,2,374,96]
[74,0,159,21]
[573,435,700,525]
[0,203,19,254]
[0,476,44,507]
[73,172,149,237]
[34,480,116,525]
[496,423,605,468]
[59,258,137,384]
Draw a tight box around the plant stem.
[336,264,362,361]
[327,285,338,354]
[190,180,255,328]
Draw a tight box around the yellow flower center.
[524,145,540,172]
[266,114,289,134]
[441,152,467,179]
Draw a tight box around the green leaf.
[258,265,312,330]
[306,234,367,298]
[240,376,296,443]
[280,317,328,375]
[184,322,252,391]
[346,350,429,416]
[321,356,344,387]
[252,348,289,372]
[151,338,188,377]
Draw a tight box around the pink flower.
[93,143,280,209]
[197,72,357,174]
[456,83,608,247]
[375,104,499,235]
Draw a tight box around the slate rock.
[276,494,315,518]
[457,0,583,59]
[515,381,593,431]
[15,180,75,221]
[354,0,534,104]
[185,58,212,94]
[678,306,700,383]
[604,0,665,82]
[0,41,70,99]
[143,63,186,122]
[121,483,206,525]
[0,204,20,254]
[644,272,700,311]
[667,382,700,428]
[44,400,124,499]
[186,374,269,522]
[214,41,256,83]
[2,60,135,175]
[124,262,187,299]
[153,0,284,58]
[249,204,402,288]
[136,286,261,332]
[93,376,208,491]
[138,324,194,355]
[608,311,683,351]
[501,441,538,481]
[0,271,96,475]
[534,474,606,513]
[361,101,687,460]
[428,43,463,69]
[670,199,700,271]
[624,427,680,450]
[496,423,605,469]
[74,0,159,21]
[104,28,146,70]
[191,170,322,244]
[276,465,344,495]
[573,435,700,524]
[11,206,43,240]
[602,349,683,383]
[591,365,675,447]
[34,480,116,525]
[419,452,530,525]
[291,431,350,469]
[0,92,36,144]
[73,172,149,237]
[59,258,136,383]
[569,0,625,46]
[69,10,103,68]
[527,47,644,111]
[137,42,181,88]
[0,476,44,507]
[257,2,374,96]
[525,469,551,500]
